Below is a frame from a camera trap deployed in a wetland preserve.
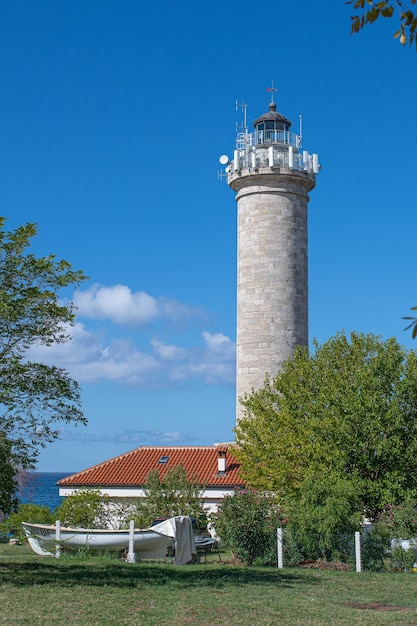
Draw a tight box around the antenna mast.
[236,99,248,135]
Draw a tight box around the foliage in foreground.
[0,218,87,515]
[236,332,417,522]
[403,305,417,338]
[347,0,417,50]
[55,489,111,529]
[345,3,417,330]
[212,489,287,565]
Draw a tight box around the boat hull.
[22,522,175,559]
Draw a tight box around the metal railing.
[229,147,316,176]
[236,130,301,150]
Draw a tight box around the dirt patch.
[345,601,414,612]
[296,559,351,571]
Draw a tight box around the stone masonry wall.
[230,168,316,422]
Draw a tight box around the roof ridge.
[139,445,216,450]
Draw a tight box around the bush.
[281,527,355,566]
[55,489,111,528]
[390,543,417,571]
[0,503,55,542]
[211,489,286,565]
[361,525,391,571]
[367,502,417,572]
[285,473,362,563]
[376,500,417,538]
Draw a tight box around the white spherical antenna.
[219,154,229,165]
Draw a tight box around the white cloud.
[167,332,236,385]
[150,339,187,361]
[75,339,162,385]
[28,286,236,389]
[74,284,160,325]
[74,284,206,328]
[202,331,235,357]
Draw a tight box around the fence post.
[277,527,283,569]
[55,520,61,559]
[127,520,136,563]
[355,531,361,572]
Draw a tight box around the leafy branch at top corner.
[403,306,417,339]
[346,0,417,50]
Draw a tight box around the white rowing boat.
[22,516,196,565]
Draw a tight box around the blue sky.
[1,1,416,472]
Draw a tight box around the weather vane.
[266,80,278,104]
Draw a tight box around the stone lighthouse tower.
[220,92,319,422]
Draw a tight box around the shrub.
[55,489,110,528]
[211,489,287,565]
[391,543,417,571]
[0,503,55,542]
[369,501,417,572]
[376,500,417,538]
[361,525,391,571]
[285,472,362,563]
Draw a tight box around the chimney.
[217,449,226,476]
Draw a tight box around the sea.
[18,472,74,512]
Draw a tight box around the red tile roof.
[58,444,244,488]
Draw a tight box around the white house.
[58,443,244,516]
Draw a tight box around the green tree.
[134,465,207,529]
[0,503,54,542]
[235,332,417,520]
[0,218,87,513]
[347,0,417,49]
[55,489,110,528]
[284,472,363,562]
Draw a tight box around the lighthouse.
[220,91,319,422]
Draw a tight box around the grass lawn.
[1,542,417,625]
